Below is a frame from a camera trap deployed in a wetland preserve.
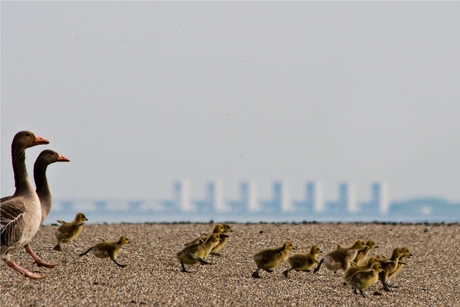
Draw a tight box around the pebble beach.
[1,222,459,306]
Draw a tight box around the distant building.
[324,182,355,214]
[174,179,194,212]
[374,182,389,214]
[206,180,226,212]
[305,181,324,213]
[239,181,259,212]
[261,181,292,212]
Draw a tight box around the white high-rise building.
[273,181,292,212]
[374,181,390,214]
[346,182,358,213]
[241,181,259,212]
[307,181,324,212]
[207,180,226,212]
[174,179,194,212]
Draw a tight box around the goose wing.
[1,199,27,247]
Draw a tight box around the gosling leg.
[283,268,293,278]
[112,259,126,268]
[79,247,93,257]
[313,258,324,273]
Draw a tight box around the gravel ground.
[1,222,459,306]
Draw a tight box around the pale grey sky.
[2,1,460,204]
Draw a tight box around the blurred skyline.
[2,2,460,204]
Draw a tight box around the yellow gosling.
[53,213,88,251]
[210,224,233,256]
[184,224,225,247]
[343,257,379,285]
[314,240,366,274]
[345,262,384,298]
[387,246,411,286]
[377,248,405,292]
[354,240,378,265]
[283,245,321,278]
[252,241,294,278]
[176,233,221,273]
[79,235,130,267]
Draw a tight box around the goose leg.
[7,260,46,280]
[189,255,212,265]
[282,268,293,278]
[383,282,393,292]
[359,289,367,298]
[24,244,57,268]
[180,262,189,273]
[79,247,93,257]
[313,258,324,273]
[53,243,62,251]
[112,259,126,268]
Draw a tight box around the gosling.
[343,257,379,285]
[387,246,411,286]
[345,262,384,298]
[53,212,88,251]
[210,224,233,256]
[354,240,378,265]
[184,224,225,247]
[176,233,221,273]
[252,241,294,278]
[79,236,130,267]
[314,240,366,274]
[377,248,406,292]
[283,245,321,278]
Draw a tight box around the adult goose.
[1,131,50,279]
[2,149,70,223]
[33,149,70,223]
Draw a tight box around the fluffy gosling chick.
[210,224,233,256]
[53,212,88,251]
[79,235,130,267]
[354,240,378,265]
[345,262,384,298]
[377,248,405,292]
[184,224,225,247]
[252,241,294,278]
[387,246,411,285]
[314,240,366,274]
[176,233,221,273]
[283,245,321,278]
[343,257,379,285]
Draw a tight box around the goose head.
[13,130,49,149]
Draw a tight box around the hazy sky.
[2,1,460,204]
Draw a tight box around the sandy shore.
[1,222,459,306]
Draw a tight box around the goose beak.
[34,135,49,145]
[57,154,70,162]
